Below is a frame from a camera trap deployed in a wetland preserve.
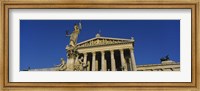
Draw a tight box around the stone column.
[83,53,87,71]
[101,51,106,71]
[87,61,90,71]
[83,53,87,64]
[92,52,96,71]
[129,58,132,71]
[120,49,127,71]
[95,60,98,71]
[105,59,107,71]
[110,50,116,71]
[129,48,137,71]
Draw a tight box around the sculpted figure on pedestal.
[73,57,88,71]
[68,24,80,48]
[64,22,82,71]
[55,58,67,71]
[66,24,81,59]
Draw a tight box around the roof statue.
[160,55,170,62]
[160,55,177,65]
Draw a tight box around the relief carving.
[78,39,125,48]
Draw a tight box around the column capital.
[129,48,134,50]
[83,52,88,55]
[119,49,124,51]
[110,49,114,51]
[129,48,134,53]
[92,52,96,56]
[101,51,105,55]
[101,51,105,54]
[119,49,124,53]
[110,50,115,53]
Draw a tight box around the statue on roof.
[160,55,170,62]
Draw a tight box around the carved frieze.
[77,38,131,48]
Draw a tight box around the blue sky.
[20,20,180,70]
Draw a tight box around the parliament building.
[29,33,180,71]
[28,23,180,71]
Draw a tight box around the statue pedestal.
[66,58,75,71]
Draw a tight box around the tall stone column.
[101,51,106,71]
[120,49,127,71]
[83,53,87,64]
[83,53,87,71]
[129,58,132,71]
[129,48,137,71]
[105,59,107,71]
[95,60,98,71]
[87,61,90,71]
[92,52,96,71]
[110,50,116,71]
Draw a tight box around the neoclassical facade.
[70,34,137,71]
[25,23,180,71]
[27,34,180,71]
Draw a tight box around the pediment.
[77,37,134,48]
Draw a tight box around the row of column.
[81,48,137,71]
